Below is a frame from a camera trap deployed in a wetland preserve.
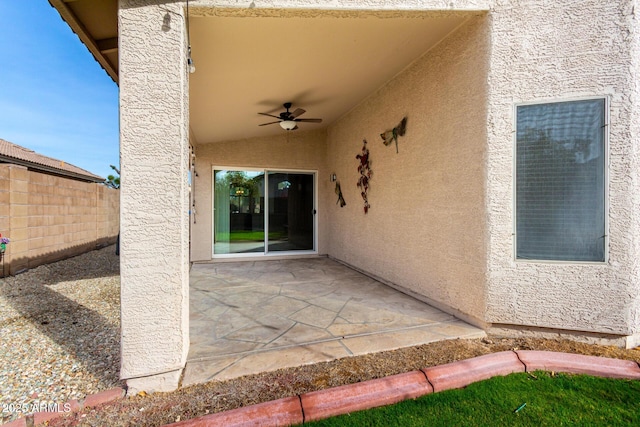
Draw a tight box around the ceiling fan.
[258,102,323,131]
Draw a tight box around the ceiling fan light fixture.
[280,120,297,131]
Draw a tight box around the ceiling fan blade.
[290,108,306,118]
[258,112,281,119]
[259,121,281,126]
[296,118,322,123]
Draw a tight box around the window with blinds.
[515,98,606,261]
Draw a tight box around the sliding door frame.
[212,166,318,259]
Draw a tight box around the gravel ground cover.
[2,246,640,427]
[48,336,640,427]
[0,245,121,424]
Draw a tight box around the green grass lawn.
[216,230,285,241]
[305,371,640,426]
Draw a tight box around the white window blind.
[516,99,606,261]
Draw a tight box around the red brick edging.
[165,351,640,427]
[2,387,125,427]
[3,351,639,427]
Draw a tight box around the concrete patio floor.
[183,257,485,387]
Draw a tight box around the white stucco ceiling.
[188,11,469,144]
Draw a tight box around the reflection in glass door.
[213,169,315,256]
[213,170,265,254]
[268,172,314,252]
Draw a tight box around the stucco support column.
[119,0,190,392]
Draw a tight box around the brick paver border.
[166,351,640,427]
[2,351,639,426]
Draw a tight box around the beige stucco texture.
[191,14,490,326]
[325,15,489,325]
[118,0,640,393]
[485,0,640,338]
[191,1,640,339]
[119,0,190,385]
[191,130,328,261]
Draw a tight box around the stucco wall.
[0,164,119,275]
[119,0,190,389]
[630,0,640,337]
[116,0,640,395]
[191,129,328,261]
[325,15,490,324]
[117,0,493,394]
[192,0,491,12]
[485,0,640,336]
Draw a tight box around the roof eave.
[47,0,119,84]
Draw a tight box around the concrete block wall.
[97,184,120,246]
[0,164,120,275]
[0,166,12,265]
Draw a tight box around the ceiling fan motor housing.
[258,102,323,130]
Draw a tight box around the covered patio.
[49,0,640,393]
[183,257,484,386]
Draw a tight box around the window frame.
[512,96,610,264]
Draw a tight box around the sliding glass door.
[267,172,314,252]
[213,169,315,256]
[213,170,265,254]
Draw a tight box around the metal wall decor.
[335,181,346,207]
[356,139,372,214]
[380,117,407,153]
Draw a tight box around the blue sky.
[0,2,119,179]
